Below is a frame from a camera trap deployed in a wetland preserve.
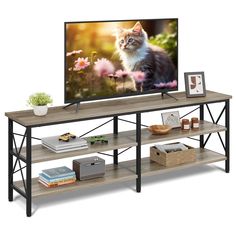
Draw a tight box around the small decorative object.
[191,117,199,129]
[87,135,108,145]
[184,72,206,97]
[58,133,76,142]
[28,92,53,116]
[181,119,190,131]
[148,125,172,135]
[161,111,181,128]
[73,156,105,180]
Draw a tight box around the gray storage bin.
[73,156,105,180]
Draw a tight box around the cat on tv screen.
[65,18,178,103]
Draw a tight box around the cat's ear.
[132,21,143,34]
[116,27,124,35]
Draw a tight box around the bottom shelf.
[14,148,226,198]
[122,148,226,177]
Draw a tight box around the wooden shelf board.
[14,148,226,198]
[133,121,226,145]
[20,134,137,163]
[120,148,226,177]
[14,163,137,198]
[96,121,225,147]
[18,121,225,163]
[5,90,232,127]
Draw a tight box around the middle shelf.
[19,121,226,164]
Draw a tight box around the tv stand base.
[63,102,80,112]
[161,92,178,101]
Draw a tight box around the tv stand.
[161,91,178,101]
[63,102,80,112]
[5,90,231,216]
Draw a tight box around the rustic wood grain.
[20,134,137,163]
[18,121,225,163]
[13,148,226,198]
[119,148,226,177]
[5,90,232,127]
[14,163,137,198]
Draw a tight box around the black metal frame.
[8,99,230,216]
[8,120,32,216]
[198,101,230,173]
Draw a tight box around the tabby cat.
[116,21,176,91]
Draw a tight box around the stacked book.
[38,166,76,188]
[41,135,88,153]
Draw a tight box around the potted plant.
[28,92,53,116]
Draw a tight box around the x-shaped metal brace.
[203,104,226,151]
[11,130,27,195]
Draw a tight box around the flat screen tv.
[65,18,178,104]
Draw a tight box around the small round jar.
[181,119,190,131]
[191,117,199,130]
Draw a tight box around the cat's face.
[116,22,146,53]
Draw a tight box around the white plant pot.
[33,105,48,116]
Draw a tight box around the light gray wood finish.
[121,148,226,177]
[14,148,226,198]
[126,121,226,145]
[20,134,137,163]
[14,163,137,198]
[18,121,225,163]
[5,91,232,127]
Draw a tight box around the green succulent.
[28,92,53,106]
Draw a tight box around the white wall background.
[0,0,235,235]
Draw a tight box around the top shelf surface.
[5,90,231,127]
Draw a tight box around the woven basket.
[150,143,196,167]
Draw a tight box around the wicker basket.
[150,143,196,167]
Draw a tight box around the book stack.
[38,166,76,188]
[41,135,88,153]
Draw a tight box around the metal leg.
[26,127,32,217]
[136,113,141,193]
[200,104,204,148]
[8,119,13,202]
[225,100,230,173]
[113,116,118,165]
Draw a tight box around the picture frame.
[161,111,181,128]
[184,72,206,97]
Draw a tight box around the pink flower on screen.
[154,83,166,89]
[154,80,177,89]
[94,58,115,77]
[115,70,129,78]
[66,50,82,57]
[131,71,146,83]
[166,80,177,88]
[74,57,90,71]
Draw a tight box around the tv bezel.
[64,18,178,104]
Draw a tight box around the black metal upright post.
[200,104,204,148]
[113,116,118,165]
[136,113,141,193]
[8,119,13,202]
[225,100,230,173]
[26,127,32,217]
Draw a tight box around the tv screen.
[65,18,178,103]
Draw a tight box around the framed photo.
[161,111,181,128]
[184,72,206,97]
